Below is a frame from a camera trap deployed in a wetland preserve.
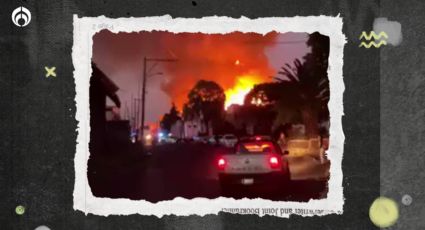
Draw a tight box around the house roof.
[91,62,121,107]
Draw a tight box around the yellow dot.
[15,205,25,215]
[369,197,399,228]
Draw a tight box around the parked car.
[159,136,178,144]
[176,138,193,144]
[286,137,321,157]
[193,135,209,144]
[220,134,238,147]
[217,139,289,195]
[208,135,222,145]
[192,135,202,142]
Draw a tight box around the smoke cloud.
[92,30,308,122]
[157,32,278,109]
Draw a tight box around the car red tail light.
[217,158,226,169]
[269,156,281,169]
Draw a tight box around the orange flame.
[224,75,263,110]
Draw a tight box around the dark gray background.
[0,0,422,229]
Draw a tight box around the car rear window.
[236,141,277,154]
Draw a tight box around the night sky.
[92,31,310,124]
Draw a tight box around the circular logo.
[15,205,25,215]
[402,194,413,206]
[11,6,31,27]
[369,197,399,228]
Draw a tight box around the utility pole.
[130,94,134,128]
[140,57,177,139]
[141,57,147,139]
[134,97,141,139]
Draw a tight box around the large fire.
[155,32,277,110]
[224,75,263,109]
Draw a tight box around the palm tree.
[275,32,330,137]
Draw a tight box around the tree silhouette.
[244,82,302,131]
[160,103,181,132]
[275,32,330,137]
[183,80,225,134]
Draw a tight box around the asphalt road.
[88,142,328,202]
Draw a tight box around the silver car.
[217,138,289,195]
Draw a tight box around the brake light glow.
[269,156,280,168]
[217,158,226,169]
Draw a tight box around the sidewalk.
[286,155,330,181]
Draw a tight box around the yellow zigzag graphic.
[359,31,388,40]
[359,40,387,48]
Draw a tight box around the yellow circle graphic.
[15,205,25,215]
[369,197,399,228]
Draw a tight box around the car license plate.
[241,178,254,185]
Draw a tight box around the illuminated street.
[88,142,328,202]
